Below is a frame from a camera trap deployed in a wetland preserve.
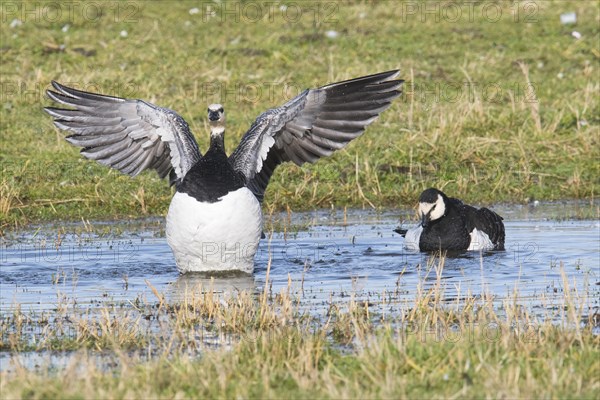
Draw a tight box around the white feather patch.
[467,228,494,251]
[403,226,423,251]
[151,125,182,179]
[256,134,275,173]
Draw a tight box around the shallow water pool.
[1,201,598,318]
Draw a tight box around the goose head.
[418,188,447,228]
[207,104,225,136]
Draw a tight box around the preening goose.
[395,188,505,252]
[45,70,403,273]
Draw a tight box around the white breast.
[166,187,263,273]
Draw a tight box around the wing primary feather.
[314,117,378,131]
[66,131,128,147]
[311,126,363,140]
[51,81,125,103]
[228,70,402,202]
[45,82,202,185]
[298,138,333,158]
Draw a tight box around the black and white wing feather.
[463,204,506,250]
[474,208,505,249]
[44,82,202,185]
[228,70,403,202]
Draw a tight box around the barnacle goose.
[45,70,403,273]
[395,188,505,252]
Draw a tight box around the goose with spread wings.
[45,70,403,273]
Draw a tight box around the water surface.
[2,202,598,317]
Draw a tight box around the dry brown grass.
[1,255,598,398]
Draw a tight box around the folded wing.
[474,208,505,249]
[44,82,202,185]
[228,70,403,202]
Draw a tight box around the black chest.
[419,211,471,251]
[177,151,246,203]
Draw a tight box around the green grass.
[4,326,598,399]
[1,3,598,396]
[1,1,599,229]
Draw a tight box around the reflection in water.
[167,271,256,302]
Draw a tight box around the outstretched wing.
[44,82,202,185]
[228,70,403,202]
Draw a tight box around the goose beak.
[208,111,220,122]
[420,212,429,228]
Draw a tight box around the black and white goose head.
[207,104,225,136]
[418,188,447,227]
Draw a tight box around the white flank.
[403,226,423,251]
[467,228,494,251]
[166,188,263,273]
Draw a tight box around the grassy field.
[1,258,598,399]
[1,2,599,398]
[1,0,598,229]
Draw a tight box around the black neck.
[177,129,246,202]
[208,132,225,155]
